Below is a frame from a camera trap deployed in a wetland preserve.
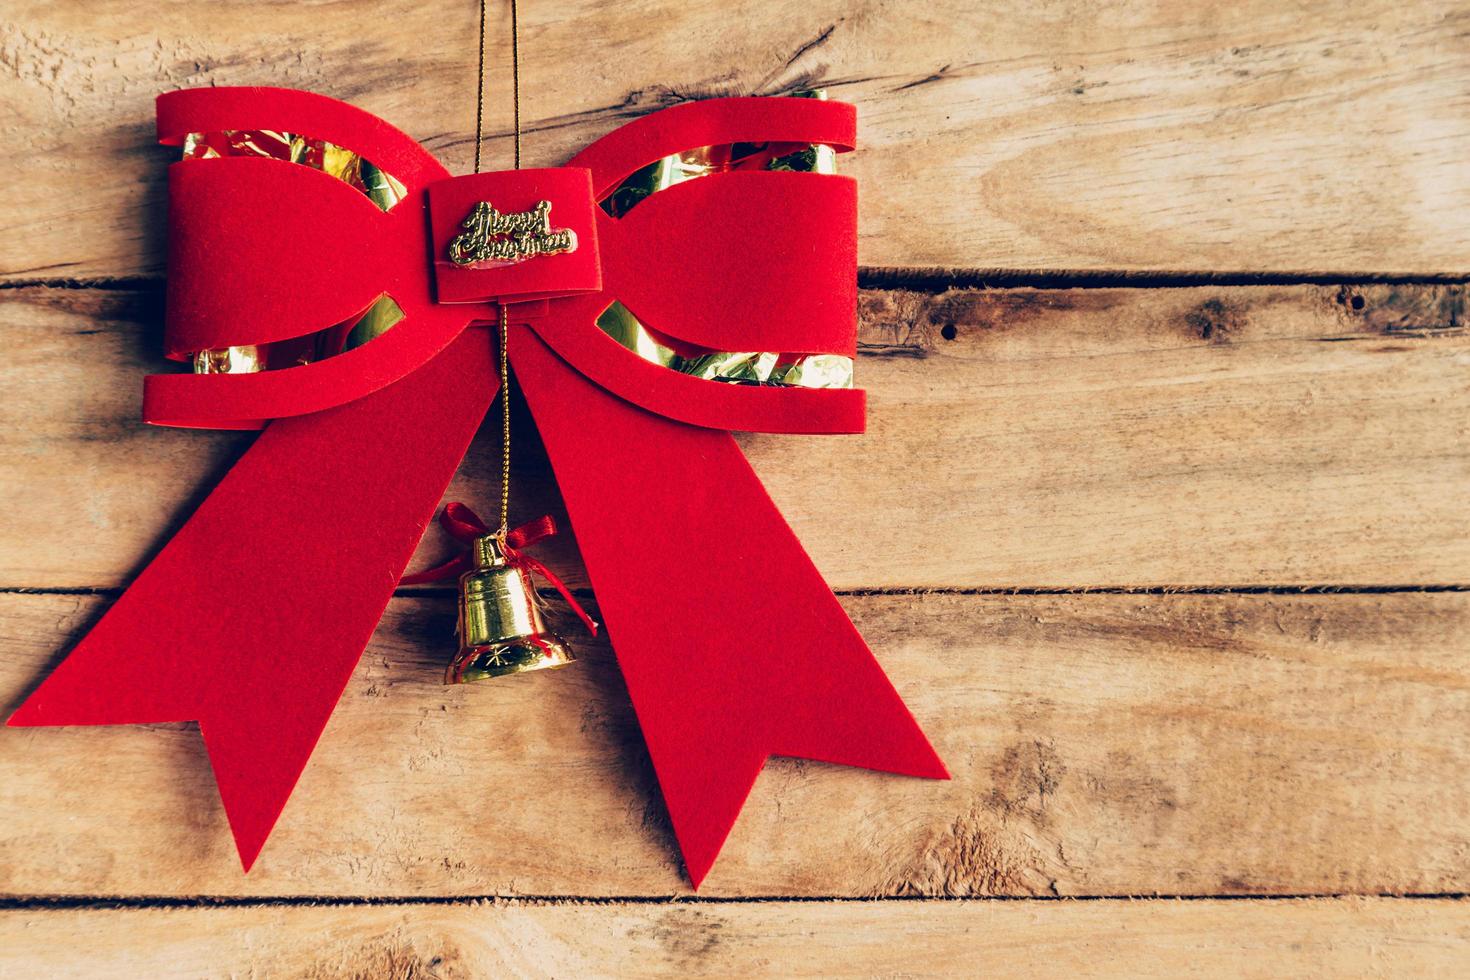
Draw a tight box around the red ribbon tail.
[511,552,600,636]
[8,330,497,869]
[399,553,474,585]
[512,326,947,888]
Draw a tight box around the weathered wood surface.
[3,897,1467,979]
[3,589,1466,898]
[2,282,1465,590]
[3,0,1469,280]
[2,1,1467,976]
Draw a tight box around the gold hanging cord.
[473,0,523,536]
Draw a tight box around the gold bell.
[446,534,576,683]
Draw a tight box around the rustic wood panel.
[4,1,1466,973]
[2,590,1466,898]
[2,897,1467,978]
[3,0,1468,280]
[2,283,1466,590]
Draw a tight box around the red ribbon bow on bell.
[10,87,946,887]
[401,503,599,638]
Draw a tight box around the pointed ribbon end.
[235,834,267,873]
[6,705,40,727]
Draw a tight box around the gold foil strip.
[595,91,850,389]
[600,90,834,219]
[181,131,409,373]
[596,301,853,389]
[769,353,852,388]
[340,294,405,352]
[181,130,407,211]
[193,295,405,374]
[193,345,263,375]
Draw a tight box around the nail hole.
[940,324,958,341]
[1350,295,1365,310]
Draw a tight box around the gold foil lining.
[193,345,263,375]
[595,91,850,389]
[341,294,405,351]
[181,130,407,211]
[596,300,853,389]
[600,90,834,219]
[181,131,409,373]
[192,295,405,374]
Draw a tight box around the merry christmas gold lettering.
[448,199,578,266]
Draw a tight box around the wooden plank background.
[3,0,1470,278]
[4,899,1469,979]
[2,0,1468,976]
[4,590,1468,898]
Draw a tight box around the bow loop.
[157,86,450,193]
[566,95,858,358]
[567,96,856,198]
[598,170,857,357]
[439,501,493,543]
[164,158,420,359]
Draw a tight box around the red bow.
[9,87,945,887]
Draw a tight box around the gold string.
[472,0,487,174]
[501,0,521,535]
[473,0,523,535]
[511,0,522,171]
[497,302,512,534]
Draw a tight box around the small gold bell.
[446,534,576,683]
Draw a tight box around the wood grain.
[3,0,1468,280]
[4,1,1467,973]
[2,589,1466,898]
[2,897,1468,978]
[2,282,1466,590]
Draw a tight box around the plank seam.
[0,893,1465,911]
[3,585,1466,598]
[856,268,1470,292]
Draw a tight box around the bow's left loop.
[144,88,477,430]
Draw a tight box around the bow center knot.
[428,167,602,305]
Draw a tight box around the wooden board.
[4,1,1469,972]
[3,589,1466,898]
[4,0,1469,280]
[2,282,1465,590]
[3,897,1467,978]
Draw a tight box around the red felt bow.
[400,504,598,638]
[10,87,945,888]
